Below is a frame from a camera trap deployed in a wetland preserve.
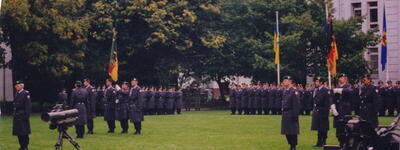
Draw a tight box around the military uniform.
[359,84,379,128]
[377,85,386,116]
[116,89,130,133]
[396,84,400,114]
[146,90,156,115]
[229,88,237,115]
[332,83,354,147]
[281,87,301,150]
[241,88,249,115]
[236,89,243,115]
[103,85,117,133]
[311,86,330,147]
[384,86,396,116]
[165,91,175,114]
[255,88,263,115]
[248,88,256,115]
[71,86,88,138]
[261,88,269,115]
[129,85,144,134]
[352,86,361,115]
[269,88,277,114]
[13,88,32,150]
[154,90,163,115]
[303,89,313,115]
[175,90,183,114]
[57,91,68,105]
[275,88,283,115]
[85,85,97,134]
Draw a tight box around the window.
[368,48,379,74]
[368,2,378,29]
[352,3,362,17]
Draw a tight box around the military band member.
[116,82,130,133]
[359,75,379,128]
[71,81,88,138]
[331,73,353,148]
[280,76,301,150]
[83,79,97,134]
[311,77,330,147]
[104,78,117,133]
[129,78,144,135]
[13,81,32,150]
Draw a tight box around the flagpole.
[324,1,332,88]
[276,11,281,85]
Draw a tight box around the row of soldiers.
[228,84,315,116]
[57,78,185,139]
[228,80,400,117]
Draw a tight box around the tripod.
[55,125,81,150]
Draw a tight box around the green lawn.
[0,110,396,150]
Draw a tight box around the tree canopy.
[0,0,378,101]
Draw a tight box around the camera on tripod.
[41,104,79,129]
[41,104,81,150]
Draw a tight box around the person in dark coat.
[377,81,386,116]
[275,86,283,115]
[280,76,301,150]
[129,78,144,135]
[303,85,314,115]
[331,73,354,148]
[158,88,167,115]
[248,86,256,115]
[154,88,163,115]
[229,85,237,115]
[116,82,130,133]
[57,88,68,106]
[384,81,396,116]
[70,81,88,138]
[175,89,183,114]
[255,85,263,115]
[83,79,97,134]
[103,78,117,133]
[13,81,32,150]
[236,86,243,115]
[311,77,330,147]
[396,81,400,115]
[359,75,380,129]
[241,85,250,115]
[96,86,105,116]
[261,84,270,115]
[165,88,175,114]
[269,85,277,115]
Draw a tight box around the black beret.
[378,80,384,84]
[362,74,371,79]
[75,81,82,86]
[106,78,114,82]
[122,81,129,85]
[83,78,91,82]
[387,80,392,84]
[131,78,138,81]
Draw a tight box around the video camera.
[41,104,79,130]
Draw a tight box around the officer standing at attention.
[331,73,353,148]
[377,81,386,116]
[116,82,130,133]
[103,78,117,133]
[311,77,330,147]
[13,81,32,150]
[70,81,88,138]
[57,88,68,106]
[280,76,301,150]
[129,78,144,135]
[359,75,379,128]
[83,79,97,134]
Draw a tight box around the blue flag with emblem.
[381,5,387,71]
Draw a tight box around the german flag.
[108,28,118,81]
[326,16,339,76]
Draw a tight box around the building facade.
[0,43,13,102]
[332,0,400,82]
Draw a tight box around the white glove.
[115,99,119,104]
[333,88,343,94]
[330,104,339,116]
[115,85,121,91]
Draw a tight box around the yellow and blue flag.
[381,6,387,71]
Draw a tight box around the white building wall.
[332,0,400,82]
[0,43,13,102]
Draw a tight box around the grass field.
[0,110,396,150]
